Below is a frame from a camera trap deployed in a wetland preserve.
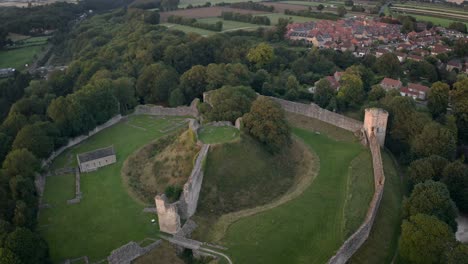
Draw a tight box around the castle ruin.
[363,108,389,147]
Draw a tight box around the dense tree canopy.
[204,86,257,123]
[399,214,456,264]
[243,97,290,153]
[403,180,458,230]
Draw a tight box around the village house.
[407,54,423,62]
[380,77,402,92]
[77,146,116,173]
[395,52,407,63]
[313,71,344,92]
[446,60,463,72]
[400,83,430,100]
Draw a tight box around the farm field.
[391,6,468,22]
[159,6,267,22]
[178,0,262,8]
[38,115,187,263]
[350,150,404,264]
[219,126,375,264]
[396,13,468,27]
[0,44,46,69]
[393,3,468,15]
[163,12,317,35]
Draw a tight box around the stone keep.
[155,195,181,234]
[363,108,389,147]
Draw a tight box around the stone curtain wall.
[328,133,385,264]
[42,114,123,167]
[178,144,210,219]
[155,195,181,234]
[134,99,199,117]
[269,97,363,132]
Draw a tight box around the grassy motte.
[198,125,240,144]
[122,129,200,203]
[198,135,300,215]
[38,115,187,263]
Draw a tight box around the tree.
[451,78,468,144]
[206,86,257,122]
[337,5,347,17]
[168,88,185,107]
[411,122,456,160]
[4,228,49,264]
[276,18,289,40]
[442,161,468,213]
[179,65,207,101]
[375,53,401,79]
[12,123,54,159]
[316,4,324,11]
[136,63,179,103]
[112,77,137,114]
[448,22,467,33]
[243,97,290,153]
[445,243,468,264]
[2,149,39,179]
[428,82,449,118]
[408,158,435,186]
[0,248,21,264]
[399,214,456,264]
[403,181,458,230]
[144,11,160,24]
[454,38,468,58]
[247,43,274,68]
[314,79,335,108]
[368,85,386,101]
[337,73,365,108]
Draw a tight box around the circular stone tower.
[363,108,389,147]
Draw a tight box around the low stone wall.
[328,134,385,264]
[42,114,123,167]
[269,97,363,132]
[134,99,199,117]
[178,144,210,219]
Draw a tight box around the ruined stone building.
[77,146,116,172]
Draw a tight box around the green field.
[163,13,317,36]
[350,151,404,264]
[0,45,45,69]
[178,0,262,8]
[393,3,468,15]
[198,125,240,144]
[38,115,187,263]
[220,127,372,264]
[398,13,468,27]
[280,0,345,7]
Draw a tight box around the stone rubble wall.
[269,97,363,132]
[155,195,181,234]
[178,144,210,219]
[134,99,199,117]
[41,114,123,168]
[328,133,385,264]
[235,117,242,130]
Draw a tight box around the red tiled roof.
[380,77,401,87]
[407,83,429,92]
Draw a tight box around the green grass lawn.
[197,125,240,144]
[412,14,468,27]
[198,17,263,31]
[220,127,370,264]
[343,150,374,238]
[0,45,46,69]
[162,23,216,36]
[38,115,187,263]
[280,1,345,6]
[349,151,404,264]
[178,0,262,8]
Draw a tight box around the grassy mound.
[197,135,301,216]
[198,125,240,144]
[122,129,200,203]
